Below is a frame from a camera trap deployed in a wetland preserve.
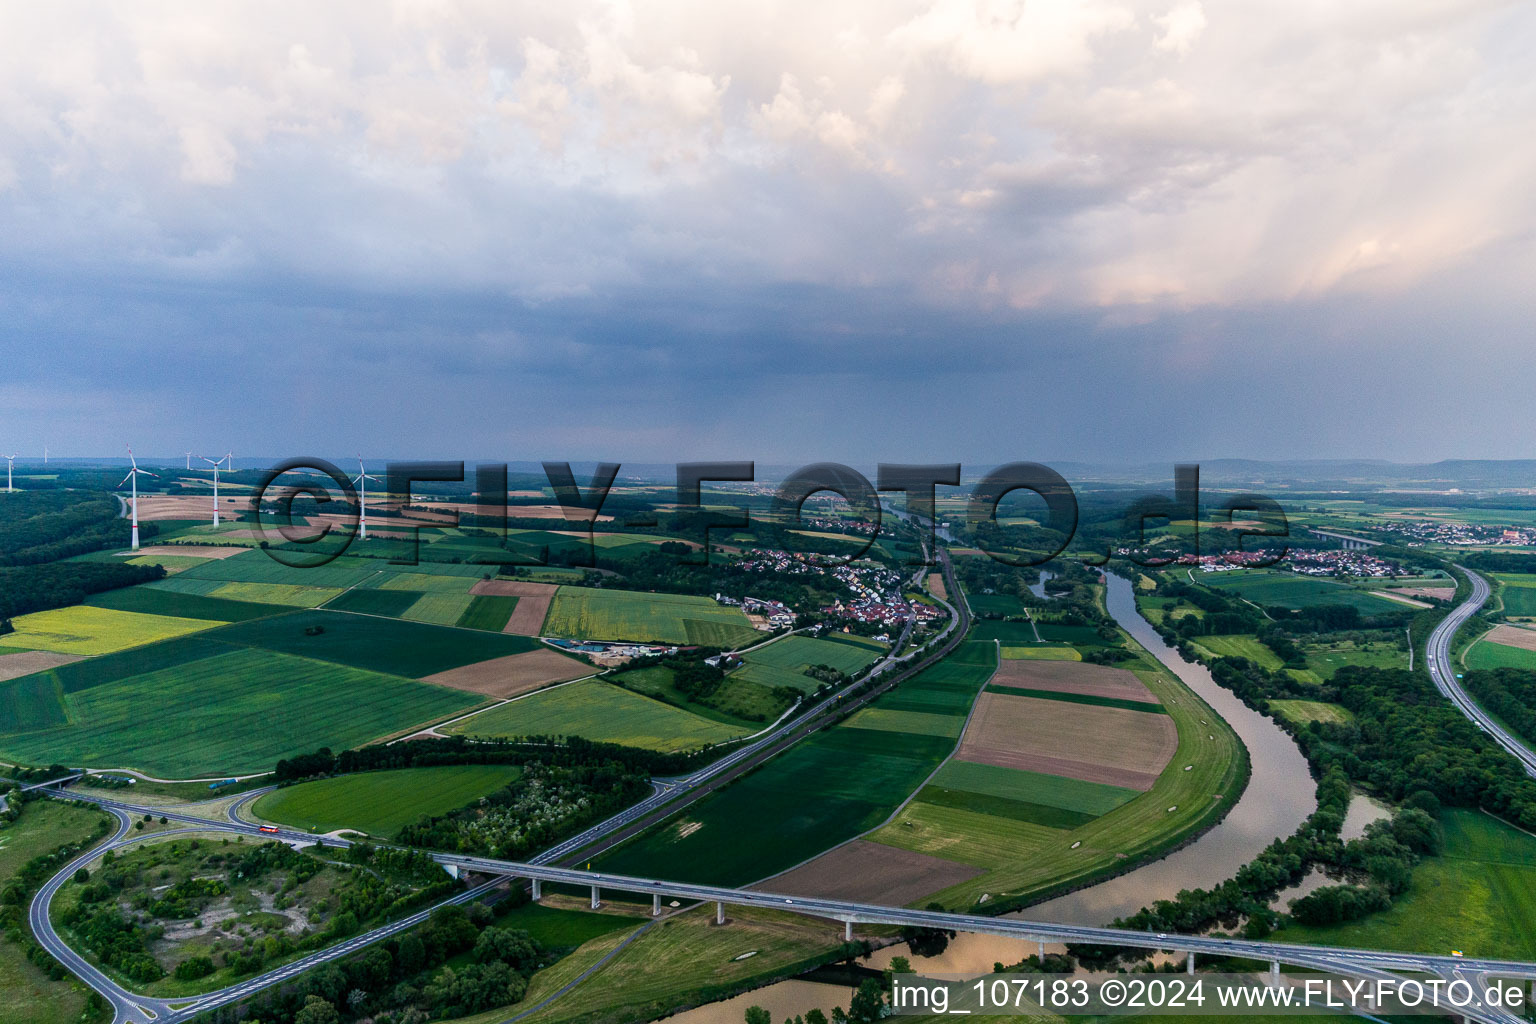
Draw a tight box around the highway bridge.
[24,561,1536,1024]
[33,785,1535,1024]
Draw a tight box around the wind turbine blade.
[119,471,134,487]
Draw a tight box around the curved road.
[1426,567,1536,777]
[34,788,1534,1024]
[40,562,1536,1024]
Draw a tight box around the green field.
[968,593,1026,616]
[206,609,539,678]
[208,581,343,606]
[1466,639,1536,671]
[445,679,747,752]
[172,549,381,588]
[1269,699,1355,726]
[867,648,1245,908]
[1000,644,1079,660]
[970,621,1045,645]
[1199,570,1403,615]
[1494,574,1536,616]
[252,765,524,836]
[921,764,1142,822]
[457,594,518,631]
[542,587,760,647]
[841,706,963,738]
[1192,634,1284,671]
[596,642,996,885]
[1,605,217,656]
[84,586,291,622]
[0,801,114,1024]
[373,572,479,594]
[983,683,1167,714]
[609,665,775,728]
[0,646,479,776]
[1281,810,1536,959]
[1302,638,1407,679]
[732,634,883,693]
[400,591,475,625]
[325,588,420,616]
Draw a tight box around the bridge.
[34,787,1535,1024]
[1310,528,1382,550]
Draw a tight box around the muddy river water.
[667,573,1322,1024]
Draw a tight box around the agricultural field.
[1198,570,1403,615]
[325,588,420,617]
[477,904,841,1024]
[731,634,883,693]
[1192,634,1284,671]
[999,644,1079,660]
[918,760,1140,829]
[444,678,747,753]
[457,594,518,631]
[207,609,540,678]
[0,801,114,1024]
[83,586,292,622]
[1494,574,1536,617]
[597,642,998,886]
[1302,638,1408,680]
[252,765,524,837]
[1281,810,1536,960]
[1466,637,1536,671]
[168,549,381,589]
[864,650,1244,909]
[0,645,479,777]
[542,587,760,647]
[967,593,1025,616]
[1269,699,1355,726]
[200,580,342,607]
[399,591,475,626]
[0,605,218,656]
[609,664,777,727]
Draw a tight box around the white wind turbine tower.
[185,451,192,471]
[200,452,230,526]
[353,456,380,540]
[120,447,157,550]
[3,453,16,493]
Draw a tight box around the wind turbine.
[353,456,381,540]
[185,451,192,471]
[120,447,157,550]
[200,452,230,526]
[3,453,15,492]
[43,445,48,465]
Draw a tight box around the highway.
[33,786,1536,1024]
[1426,566,1536,776]
[29,561,1536,1024]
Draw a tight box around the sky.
[1,0,1533,466]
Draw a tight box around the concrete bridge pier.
[844,920,854,942]
[717,902,725,925]
[1037,939,1045,961]
[1269,961,1280,988]
[1186,952,1195,974]
[591,885,601,910]
[531,879,541,901]
[653,893,661,916]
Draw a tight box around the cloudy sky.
[2,0,1533,465]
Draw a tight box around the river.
[665,572,1318,1024]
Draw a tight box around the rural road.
[1426,566,1536,777]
